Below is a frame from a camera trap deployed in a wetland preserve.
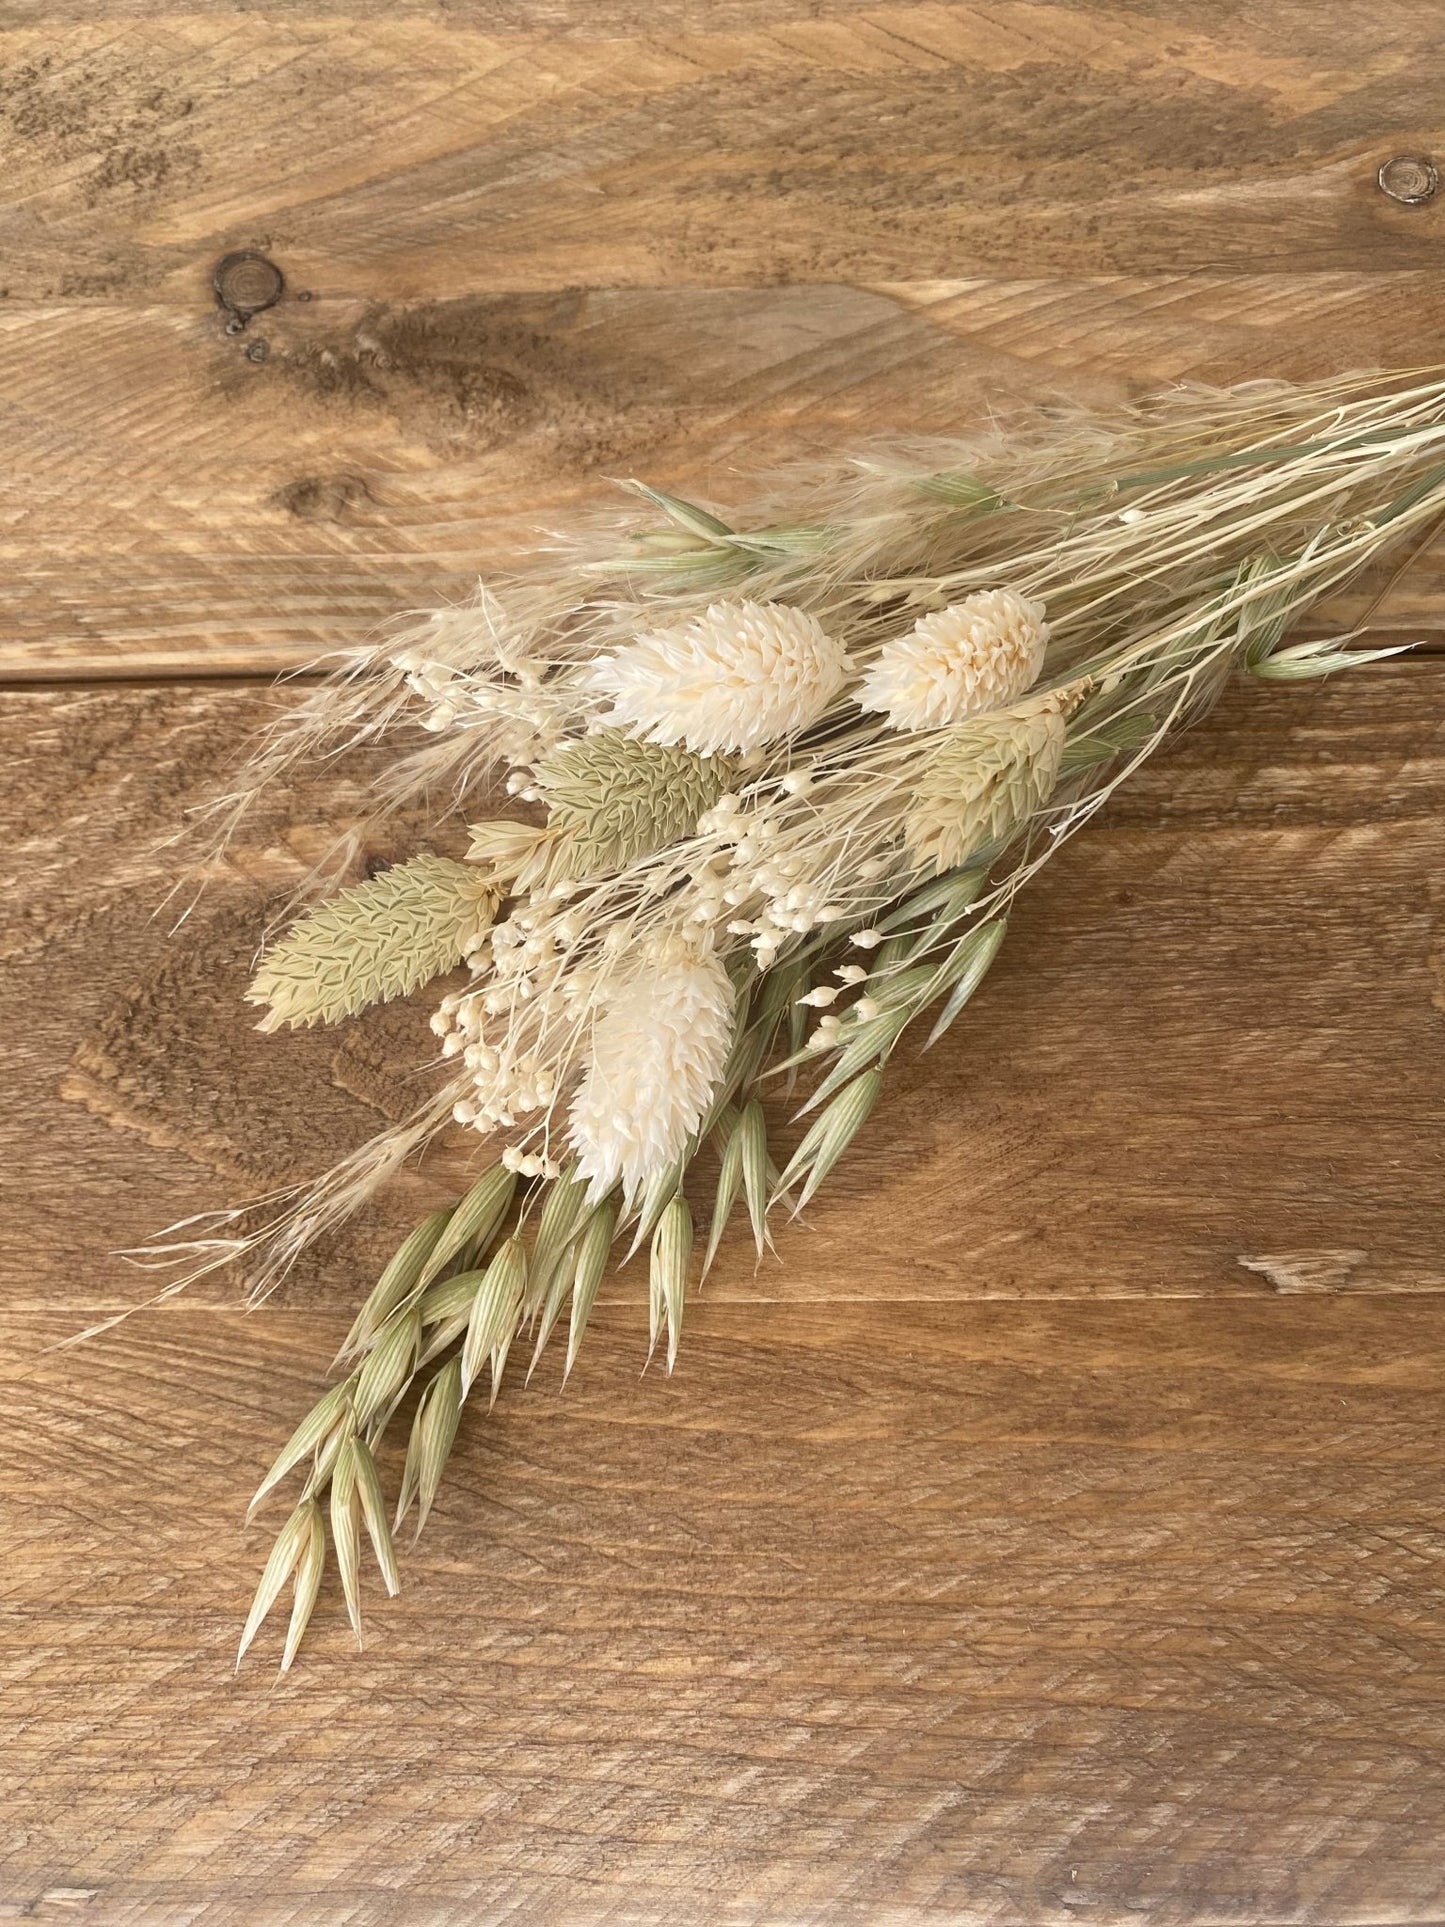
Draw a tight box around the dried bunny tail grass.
[587,599,853,752]
[567,934,735,1204]
[858,589,1048,732]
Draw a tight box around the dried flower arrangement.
[156,368,1445,1670]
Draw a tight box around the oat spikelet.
[568,935,734,1203]
[248,855,500,1031]
[859,589,1049,732]
[534,731,741,879]
[905,685,1084,875]
[589,599,852,753]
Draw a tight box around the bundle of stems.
[161,367,1444,1669]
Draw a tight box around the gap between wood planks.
[5,638,1445,689]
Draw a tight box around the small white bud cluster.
[694,791,849,969]
[431,897,599,1140]
[800,960,886,1047]
[393,652,466,733]
[390,637,562,763]
[450,671,563,764]
[501,1144,561,1179]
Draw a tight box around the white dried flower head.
[858,589,1048,733]
[589,600,852,753]
[568,935,734,1203]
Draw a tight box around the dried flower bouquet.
[163,368,1445,1669]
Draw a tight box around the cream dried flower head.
[588,599,852,753]
[568,934,734,1203]
[859,589,1048,733]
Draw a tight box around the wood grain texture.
[5,1295,1445,1926]
[6,275,1445,679]
[1,7,1442,291]
[5,1,1445,1918]
[2,665,1443,1921]
[1,2,1445,675]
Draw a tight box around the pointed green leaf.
[248,1379,353,1518]
[702,1111,745,1281]
[337,1206,452,1362]
[352,1305,421,1430]
[351,1434,399,1597]
[527,1234,583,1380]
[565,1199,617,1382]
[237,1500,315,1671]
[330,1442,363,1649]
[696,1019,768,1144]
[1060,714,1157,774]
[415,1164,517,1292]
[418,1269,485,1329]
[1369,456,1445,527]
[279,1503,327,1674]
[623,1160,683,1262]
[775,1070,882,1214]
[460,1237,526,1395]
[796,1009,909,1117]
[1250,637,1413,680]
[879,868,984,936]
[737,1099,771,1261]
[524,1166,591,1317]
[395,1357,465,1540]
[487,1328,515,1410]
[915,471,1005,511]
[623,479,734,539]
[925,918,1008,1049]
[649,1196,692,1373]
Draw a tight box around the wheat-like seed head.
[533,731,741,879]
[247,855,500,1031]
[904,685,1086,875]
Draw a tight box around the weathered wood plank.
[4,1292,1444,1923]
[4,7,1445,1917]
[3,663,1440,1318]
[5,278,1445,679]
[0,8,1442,292]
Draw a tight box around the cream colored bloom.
[568,936,734,1203]
[858,589,1048,733]
[589,600,852,753]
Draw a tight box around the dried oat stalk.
[532,731,741,879]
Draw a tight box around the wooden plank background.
[2,4,1444,1923]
